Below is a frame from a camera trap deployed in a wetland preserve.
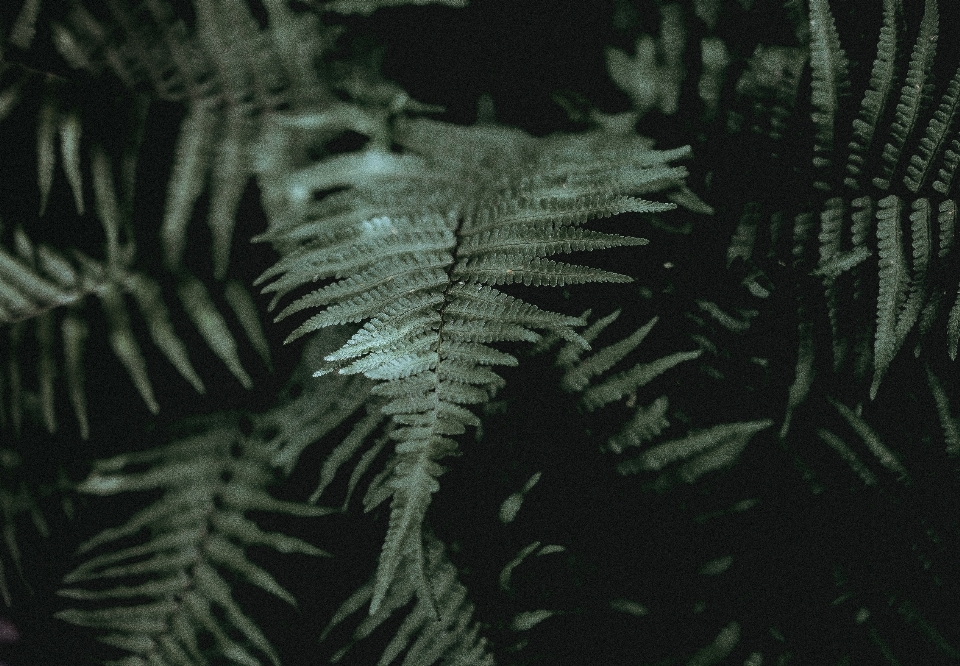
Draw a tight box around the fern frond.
[873,0,939,191]
[617,419,772,479]
[807,0,849,191]
[255,112,694,611]
[904,61,960,192]
[925,363,960,455]
[59,417,333,665]
[47,0,338,277]
[872,194,910,398]
[581,349,701,412]
[844,0,901,190]
[559,315,659,393]
[827,396,910,482]
[607,395,670,454]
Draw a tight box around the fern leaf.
[256,112,691,611]
[224,280,272,368]
[893,197,932,349]
[62,312,89,438]
[872,195,910,398]
[454,254,635,287]
[100,285,160,414]
[844,0,901,190]
[2,229,257,432]
[36,82,57,217]
[933,137,960,194]
[816,196,846,367]
[607,395,670,454]
[827,397,910,481]
[618,420,772,475]
[948,284,960,359]
[925,364,960,456]
[781,321,815,438]
[209,105,256,279]
[162,101,219,269]
[60,419,332,665]
[59,107,85,215]
[8,0,41,49]
[807,0,849,191]
[457,223,649,258]
[369,457,442,616]
[873,0,939,191]
[582,350,701,411]
[904,62,960,192]
[177,274,252,389]
[0,242,73,318]
[560,315,658,392]
[554,308,613,366]
[818,428,879,485]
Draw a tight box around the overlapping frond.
[254,109,695,612]
[58,416,333,665]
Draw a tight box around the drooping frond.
[58,416,333,665]
[254,106,697,612]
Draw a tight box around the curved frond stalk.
[255,112,695,611]
[58,417,334,665]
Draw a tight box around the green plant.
[0,1,957,665]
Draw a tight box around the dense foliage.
[0,1,957,664]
